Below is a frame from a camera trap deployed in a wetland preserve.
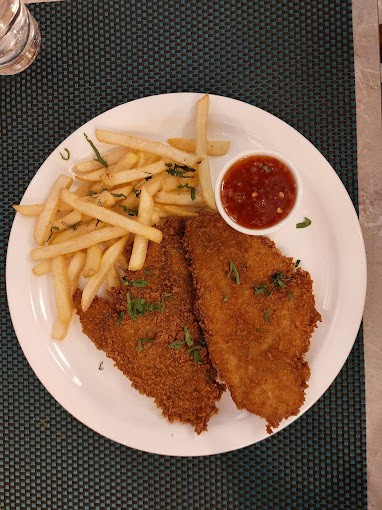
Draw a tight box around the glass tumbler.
[0,0,41,75]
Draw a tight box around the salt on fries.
[13,94,230,339]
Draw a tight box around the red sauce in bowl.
[221,155,297,229]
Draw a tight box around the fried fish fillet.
[74,217,225,434]
[183,211,321,432]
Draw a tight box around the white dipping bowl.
[214,149,302,236]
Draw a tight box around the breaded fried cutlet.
[183,211,321,433]
[74,217,225,434]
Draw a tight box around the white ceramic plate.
[6,93,366,456]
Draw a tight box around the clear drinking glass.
[0,0,41,75]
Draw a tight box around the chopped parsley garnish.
[111,192,127,198]
[84,133,108,168]
[296,217,312,229]
[168,326,205,363]
[47,225,60,242]
[254,285,271,295]
[137,337,155,352]
[59,148,70,161]
[160,292,173,313]
[119,204,138,216]
[88,190,98,196]
[165,163,196,178]
[122,278,149,288]
[287,292,294,302]
[295,259,301,267]
[144,268,156,276]
[264,308,271,322]
[184,326,193,347]
[168,340,184,350]
[133,188,141,198]
[116,311,125,326]
[103,312,110,319]
[262,164,271,173]
[126,293,146,320]
[228,261,240,285]
[61,221,82,231]
[96,219,101,227]
[98,362,104,370]
[272,272,285,288]
[145,175,153,181]
[177,183,196,200]
[186,346,203,364]
[223,295,229,302]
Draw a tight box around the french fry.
[110,152,138,174]
[136,151,146,168]
[106,265,121,289]
[195,95,216,210]
[32,259,52,276]
[142,173,164,196]
[51,210,83,233]
[74,182,91,197]
[31,225,128,260]
[96,129,203,167]
[74,147,129,173]
[167,138,230,156]
[155,204,199,218]
[94,189,116,208]
[82,244,103,278]
[161,174,180,192]
[51,255,72,340]
[128,186,154,271]
[60,189,162,243]
[151,209,161,224]
[51,219,99,244]
[13,204,44,216]
[81,235,129,311]
[67,250,86,296]
[101,160,166,188]
[155,190,205,207]
[33,174,73,245]
[75,168,106,182]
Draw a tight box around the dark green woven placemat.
[0,1,367,508]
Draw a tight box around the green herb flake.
[295,259,301,267]
[84,133,108,168]
[103,312,110,319]
[116,311,125,326]
[59,148,70,161]
[145,175,153,181]
[47,226,60,242]
[262,164,271,173]
[122,278,149,288]
[186,346,203,364]
[119,204,138,216]
[137,337,155,352]
[88,190,98,197]
[254,285,269,295]
[133,188,141,198]
[264,308,271,322]
[272,272,286,288]
[177,183,196,200]
[166,163,196,178]
[228,261,240,285]
[184,326,194,347]
[296,217,312,229]
[160,292,173,313]
[111,192,127,198]
[168,340,185,350]
[61,221,82,231]
[98,362,104,370]
[223,295,229,302]
[287,292,294,302]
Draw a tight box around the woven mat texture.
[0,1,366,509]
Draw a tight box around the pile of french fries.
[13,94,230,340]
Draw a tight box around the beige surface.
[353,1,382,508]
[20,0,382,507]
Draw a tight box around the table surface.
[16,1,381,508]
